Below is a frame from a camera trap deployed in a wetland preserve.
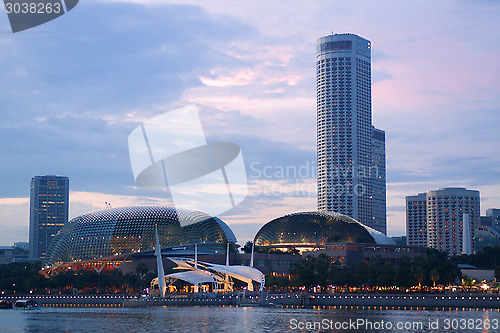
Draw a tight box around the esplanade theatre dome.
[254,211,395,246]
[42,206,236,273]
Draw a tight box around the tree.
[452,246,500,270]
[242,241,253,254]
[290,255,319,288]
[389,256,414,288]
[314,254,331,288]
[461,275,474,287]
[412,256,426,287]
[265,274,289,290]
[135,263,150,279]
[430,269,440,287]
[495,265,500,281]
[329,262,359,287]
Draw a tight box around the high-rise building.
[29,175,69,260]
[479,209,500,227]
[316,33,386,233]
[486,208,500,228]
[371,126,386,234]
[406,187,480,255]
[480,215,493,227]
[406,193,427,247]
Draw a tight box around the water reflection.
[0,306,499,333]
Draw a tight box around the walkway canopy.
[166,258,265,292]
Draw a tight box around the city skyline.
[0,1,499,246]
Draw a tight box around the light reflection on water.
[0,306,499,332]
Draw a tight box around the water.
[1,307,499,332]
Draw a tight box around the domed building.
[41,206,236,276]
[474,226,500,252]
[254,211,394,247]
[247,211,423,270]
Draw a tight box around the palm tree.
[430,269,440,287]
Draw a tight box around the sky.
[0,0,499,246]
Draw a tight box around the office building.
[371,127,386,233]
[406,188,480,255]
[29,175,69,260]
[480,209,500,227]
[480,215,493,227]
[316,33,386,233]
[406,193,427,247]
[486,208,500,228]
[427,188,480,255]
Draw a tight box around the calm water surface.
[1,306,499,332]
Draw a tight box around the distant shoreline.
[2,293,500,309]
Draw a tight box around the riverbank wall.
[268,294,500,309]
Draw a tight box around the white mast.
[155,224,166,297]
[226,242,230,266]
[194,243,198,269]
[463,213,472,255]
[250,241,255,268]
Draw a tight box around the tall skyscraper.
[29,175,69,260]
[316,33,386,233]
[406,187,480,255]
[371,126,386,234]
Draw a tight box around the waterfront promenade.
[268,293,500,309]
[3,293,500,309]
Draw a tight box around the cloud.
[222,193,316,245]
[200,68,257,88]
[0,199,29,245]
[69,191,171,219]
[1,0,500,246]
[0,1,261,196]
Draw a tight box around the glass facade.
[29,175,69,260]
[474,227,500,252]
[43,206,236,270]
[254,211,393,247]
